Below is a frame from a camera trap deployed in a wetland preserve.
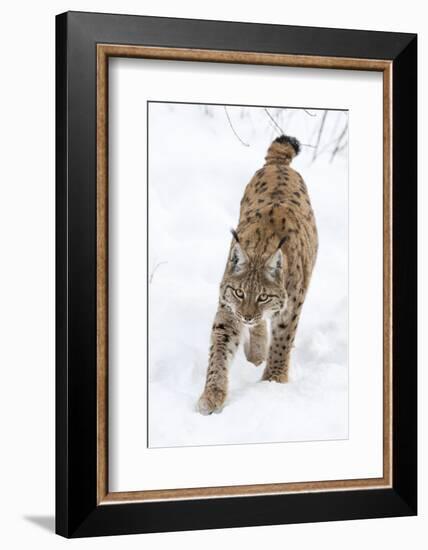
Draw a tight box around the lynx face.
[220,240,288,326]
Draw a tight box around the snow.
[148,102,348,448]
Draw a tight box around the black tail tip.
[274,134,301,156]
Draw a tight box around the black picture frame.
[56,10,417,538]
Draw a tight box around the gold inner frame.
[96,44,393,505]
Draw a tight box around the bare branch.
[149,261,168,284]
[264,108,285,134]
[316,136,344,157]
[264,108,316,149]
[302,109,317,117]
[330,140,348,160]
[312,110,328,162]
[224,106,250,147]
[301,143,317,149]
[330,121,348,162]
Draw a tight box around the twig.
[330,121,348,162]
[264,108,285,134]
[264,108,315,148]
[316,135,344,157]
[149,261,168,284]
[330,140,348,161]
[224,106,250,147]
[312,110,328,162]
[303,109,317,117]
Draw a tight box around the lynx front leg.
[197,308,242,415]
[262,307,301,383]
[244,321,268,366]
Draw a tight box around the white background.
[110,62,383,492]
[0,0,425,548]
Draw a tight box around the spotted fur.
[197,135,318,415]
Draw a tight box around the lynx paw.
[244,342,266,367]
[197,388,226,415]
[261,370,289,383]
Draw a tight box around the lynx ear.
[265,248,285,281]
[228,229,248,274]
[229,242,248,274]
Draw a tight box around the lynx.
[197,135,318,415]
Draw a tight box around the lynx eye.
[258,293,269,303]
[233,288,244,299]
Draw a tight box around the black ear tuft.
[277,235,288,249]
[274,135,301,155]
[230,228,240,243]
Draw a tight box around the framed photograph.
[56,11,417,538]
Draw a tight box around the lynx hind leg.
[244,321,268,366]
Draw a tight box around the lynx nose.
[243,315,253,323]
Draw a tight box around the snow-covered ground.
[148,103,348,448]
